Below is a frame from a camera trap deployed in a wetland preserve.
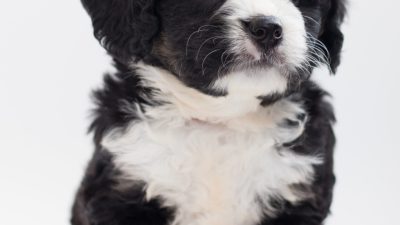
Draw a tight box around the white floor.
[0,1,399,225]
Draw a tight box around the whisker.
[196,36,224,61]
[220,50,227,63]
[303,16,320,26]
[305,32,333,73]
[201,49,222,76]
[307,33,331,61]
[185,25,220,56]
[217,53,236,78]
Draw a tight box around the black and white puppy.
[72,0,346,225]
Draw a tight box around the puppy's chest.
[104,118,317,225]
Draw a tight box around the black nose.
[244,16,283,49]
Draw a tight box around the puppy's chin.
[224,52,305,82]
[210,48,308,100]
[227,38,308,79]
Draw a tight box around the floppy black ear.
[81,0,159,62]
[319,0,346,73]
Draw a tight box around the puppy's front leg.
[266,95,308,145]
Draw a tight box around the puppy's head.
[82,0,345,95]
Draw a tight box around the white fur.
[102,64,321,225]
[137,64,287,123]
[221,0,307,69]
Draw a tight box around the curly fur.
[72,0,346,225]
[82,0,160,62]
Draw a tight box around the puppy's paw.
[268,98,308,144]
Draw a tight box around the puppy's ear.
[81,0,159,62]
[319,0,346,73]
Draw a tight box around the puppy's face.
[155,0,310,93]
[82,0,345,95]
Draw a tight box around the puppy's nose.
[245,16,283,49]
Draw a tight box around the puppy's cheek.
[278,7,308,69]
[279,26,308,69]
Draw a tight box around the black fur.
[319,0,346,72]
[72,150,174,225]
[73,0,346,225]
[88,61,155,148]
[82,0,160,63]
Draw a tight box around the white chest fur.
[103,114,319,225]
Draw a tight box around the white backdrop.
[0,1,399,225]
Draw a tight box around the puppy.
[72,1,346,225]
